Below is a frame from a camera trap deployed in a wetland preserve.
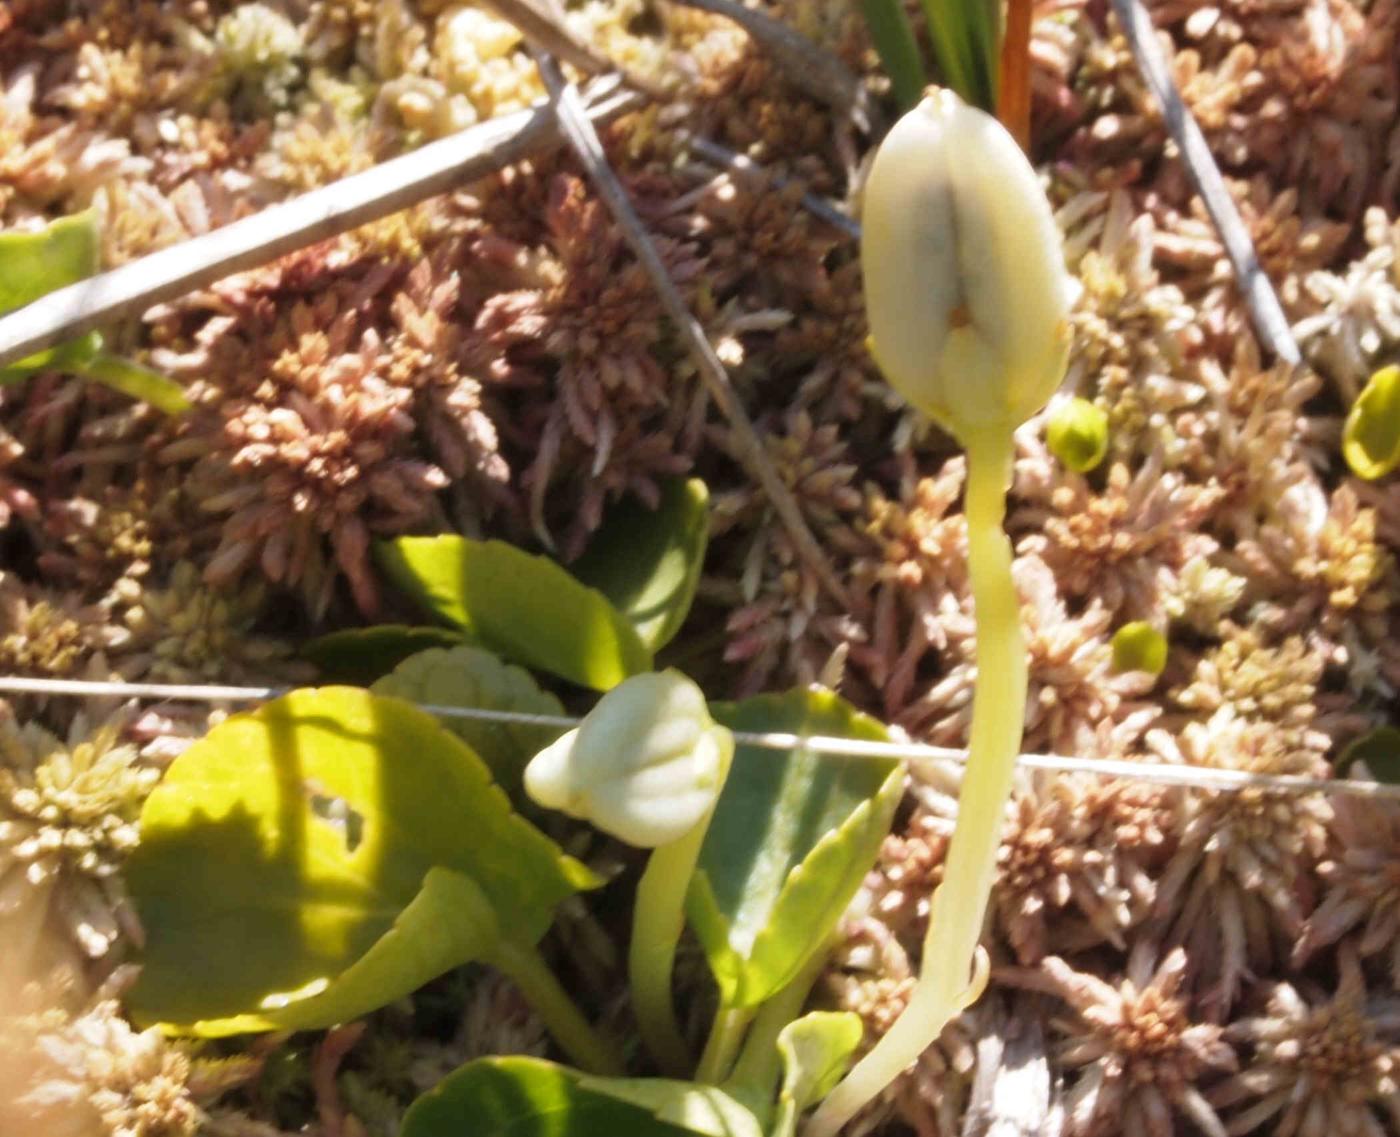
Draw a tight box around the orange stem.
[997,0,1033,151]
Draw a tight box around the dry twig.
[0,82,641,372]
[1110,0,1300,364]
[668,0,871,130]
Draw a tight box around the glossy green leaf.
[771,1013,863,1137]
[173,866,501,1036]
[1336,726,1400,784]
[376,536,652,690]
[920,0,1000,112]
[0,211,104,378]
[574,1075,763,1137]
[128,687,597,1034]
[0,213,186,412]
[75,351,190,413]
[0,332,102,383]
[572,478,710,652]
[401,1058,705,1137]
[1343,364,1400,480]
[302,625,468,685]
[373,646,567,801]
[688,690,905,1008]
[860,0,927,111]
[0,210,99,313]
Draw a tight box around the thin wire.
[2,675,1396,802]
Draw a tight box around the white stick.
[0,82,641,371]
[3,674,1396,801]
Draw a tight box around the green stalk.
[723,935,834,1113]
[487,938,626,1077]
[696,1005,754,1085]
[805,431,1023,1136]
[630,821,709,1075]
[860,0,928,111]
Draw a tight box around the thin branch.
[0,82,642,372]
[532,49,852,608]
[681,133,861,239]
[480,0,672,97]
[3,674,1397,802]
[1110,0,1300,365]
[669,0,871,131]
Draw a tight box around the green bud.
[1110,621,1168,677]
[860,88,1075,444]
[1342,364,1400,480]
[1045,396,1109,473]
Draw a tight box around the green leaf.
[302,625,468,685]
[372,646,567,802]
[1336,726,1400,784]
[574,1075,763,1137]
[0,214,186,413]
[376,536,652,690]
[860,0,928,111]
[771,1013,864,1137]
[0,331,102,383]
[688,689,905,1008]
[920,0,1000,112]
[177,866,502,1036]
[128,687,597,1034]
[1343,364,1400,481]
[0,210,100,313]
[401,1058,707,1137]
[73,351,190,413]
[0,211,104,379]
[572,478,710,652]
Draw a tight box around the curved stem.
[804,432,1024,1137]
[630,823,708,1075]
[488,938,626,1077]
[725,934,835,1112]
[696,1005,754,1085]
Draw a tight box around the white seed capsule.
[523,671,733,848]
[861,88,1076,441]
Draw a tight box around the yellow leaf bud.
[860,88,1075,442]
[1046,395,1109,473]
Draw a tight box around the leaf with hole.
[771,1013,863,1137]
[127,687,597,1035]
[373,645,566,803]
[401,1057,723,1137]
[302,625,468,685]
[376,536,652,689]
[687,689,905,1008]
[572,478,710,652]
